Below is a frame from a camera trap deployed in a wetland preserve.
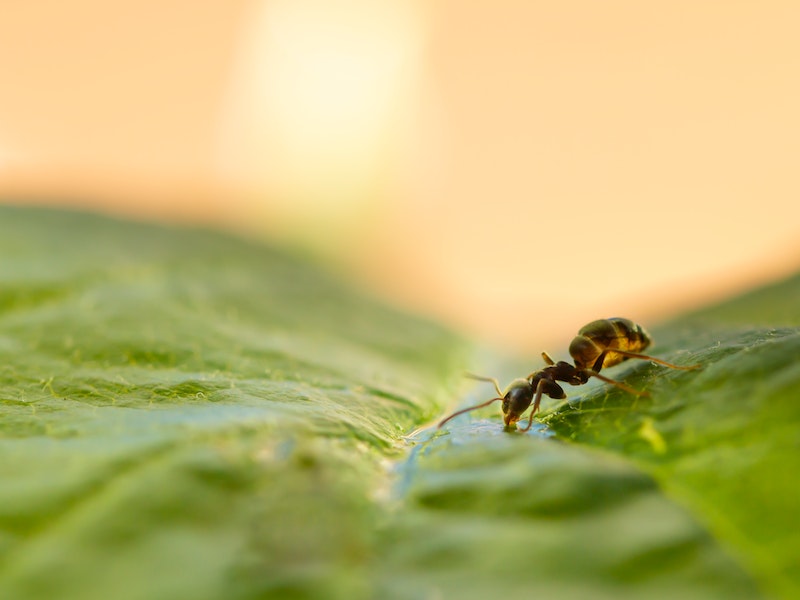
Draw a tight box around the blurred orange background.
[1,0,799,352]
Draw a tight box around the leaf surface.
[1,206,798,599]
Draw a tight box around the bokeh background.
[2,0,799,352]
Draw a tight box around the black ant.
[438,318,701,432]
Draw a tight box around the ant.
[438,318,701,432]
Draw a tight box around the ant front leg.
[519,378,566,432]
[519,378,548,432]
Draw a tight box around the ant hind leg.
[608,350,702,371]
[584,370,650,397]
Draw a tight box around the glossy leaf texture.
[540,278,800,599]
[1,206,798,599]
[427,272,800,599]
[0,206,465,600]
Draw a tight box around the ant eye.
[501,397,510,413]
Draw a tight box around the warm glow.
[218,0,427,226]
[1,1,799,351]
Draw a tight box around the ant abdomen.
[569,317,651,371]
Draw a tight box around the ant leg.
[526,353,555,379]
[591,352,606,373]
[584,370,650,397]
[464,373,503,396]
[605,350,701,370]
[519,379,547,432]
[438,397,503,428]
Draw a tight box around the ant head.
[501,379,534,427]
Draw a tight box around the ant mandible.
[438,318,701,432]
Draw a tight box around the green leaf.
[1,206,798,599]
[541,300,800,599]
[0,206,465,599]
[390,276,800,598]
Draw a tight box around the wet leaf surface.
[1,206,797,599]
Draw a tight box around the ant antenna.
[464,373,503,397]
[437,373,506,428]
[437,397,503,428]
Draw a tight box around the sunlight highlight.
[219,0,427,221]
